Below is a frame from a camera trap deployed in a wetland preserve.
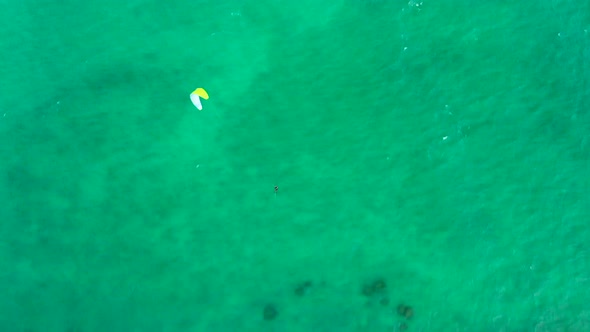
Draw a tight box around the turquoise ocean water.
[1,0,589,331]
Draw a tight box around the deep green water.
[1,1,589,331]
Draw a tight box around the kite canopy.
[190,87,209,110]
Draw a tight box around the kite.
[190,88,209,110]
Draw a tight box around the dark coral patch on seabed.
[263,304,278,321]
[396,304,414,319]
[361,278,387,297]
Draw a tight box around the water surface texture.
[1,1,589,331]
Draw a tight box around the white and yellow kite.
[190,88,209,110]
